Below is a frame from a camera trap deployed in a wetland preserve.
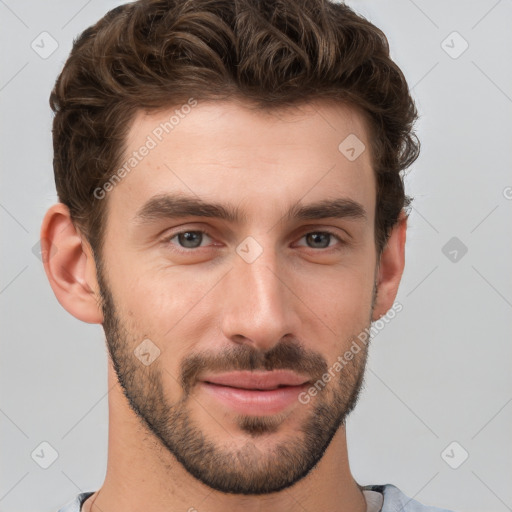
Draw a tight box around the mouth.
[198,371,311,415]
[200,370,311,390]
[203,382,299,391]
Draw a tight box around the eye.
[165,230,213,250]
[296,231,345,250]
[162,228,346,254]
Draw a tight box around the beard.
[96,258,375,495]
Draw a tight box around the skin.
[41,99,406,512]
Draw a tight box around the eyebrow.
[133,193,367,225]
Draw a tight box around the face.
[96,99,378,494]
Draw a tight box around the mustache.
[180,338,328,396]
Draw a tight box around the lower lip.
[199,382,309,415]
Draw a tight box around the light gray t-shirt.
[56,484,456,512]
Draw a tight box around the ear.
[371,210,407,321]
[40,203,104,324]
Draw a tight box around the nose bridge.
[219,239,299,351]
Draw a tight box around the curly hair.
[50,0,419,259]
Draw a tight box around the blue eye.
[167,230,212,249]
[163,229,346,254]
[299,232,341,249]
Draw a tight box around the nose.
[219,243,302,353]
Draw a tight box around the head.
[43,0,419,496]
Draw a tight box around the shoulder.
[363,483,457,512]
[56,491,95,512]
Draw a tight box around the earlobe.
[371,210,407,322]
[40,203,104,324]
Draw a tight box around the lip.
[200,370,310,390]
[198,371,311,415]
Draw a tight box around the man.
[41,0,455,510]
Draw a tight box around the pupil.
[307,232,329,248]
[179,232,201,248]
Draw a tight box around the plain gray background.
[1,1,511,511]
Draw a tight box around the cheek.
[301,267,375,348]
[111,261,217,343]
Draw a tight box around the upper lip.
[201,370,310,390]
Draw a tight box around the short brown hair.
[50,0,419,259]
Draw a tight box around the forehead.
[111,98,376,226]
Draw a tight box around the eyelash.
[162,229,346,254]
